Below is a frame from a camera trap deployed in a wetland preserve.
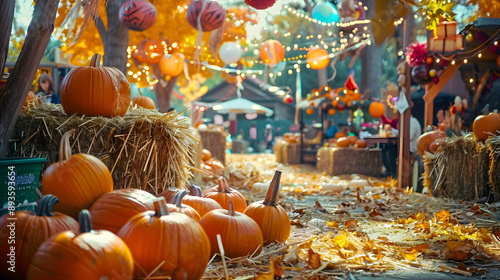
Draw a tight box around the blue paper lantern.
[312,2,339,24]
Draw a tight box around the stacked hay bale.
[9,104,199,196]
[321,147,383,177]
[198,125,226,165]
[488,135,500,195]
[274,140,301,165]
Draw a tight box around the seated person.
[324,119,338,139]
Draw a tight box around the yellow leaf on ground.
[435,209,451,223]
[399,248,419,261]
[308,248,322,269]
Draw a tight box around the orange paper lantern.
[328,108,336,115]
[260,40,285,65]
[368,101,385,118]
[306,108,314,115]
[306,48,330,70]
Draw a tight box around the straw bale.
[274,141,300,165]
[316,147,330,172]
[423,135,490,201]
[318,147,383,177]
[8,103,198,196]
[487,135,500,195]
[198,127,226,165]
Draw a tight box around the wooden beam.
[0,0,59,157]
[423,61,463,127]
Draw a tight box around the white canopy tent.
[212,97,274,117]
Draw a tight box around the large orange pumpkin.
[203,176,247,212]
[183,185,223,218]
[89,188,157,234]
[260,39,285,65]
[306,48,330,70]
[160,53,184,77]
[118,198,210,279]
[472,112,500,141]
[368,101,385,118]
[27,210,134,280]
[417,126,447,156]
[132,88,155,110]
[0,195,79,280]
[336,137,350,148]
[244,170,290,245]
[60,53,131,117]
[200,201,263,258]
[42,129,113,218]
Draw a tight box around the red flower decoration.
[405,42,428,67]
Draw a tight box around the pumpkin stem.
[35,195,59,217]
[138,88,144,97]
[484,104,489,115]
[264,170,282,206]
[59,129,76,161]
[154,198,169,217]
[228,201,235,216]
[217,177,231,193]
[90,53,101,67]
[78,210,93,233]
[188,184,203,197]
[172,190,189,207]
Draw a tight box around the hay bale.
[422,135,490,201]
[274,141,300,165]
[318,147,383,176]
[487,135,500,195]
[190,128,203,184]
[8,103,198,196]
[198,127,226,165]
[316,147,330,172]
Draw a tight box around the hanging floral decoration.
[405,42,428,67]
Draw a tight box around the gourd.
[202,176,247,212]
[27,210,134,280]
[244,170,290,245]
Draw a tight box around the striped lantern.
[260,40,285,66]
[119,0,157,31]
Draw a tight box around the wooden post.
[398,7,412,189]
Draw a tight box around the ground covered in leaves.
[199,154,500,279]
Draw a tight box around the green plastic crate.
[0,158,46,216]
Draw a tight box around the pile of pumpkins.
[0,129,290,279]
[334,135,367,149]
[23,53,156,113]
[200,149,225,176]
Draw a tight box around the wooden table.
[363,137,399,148]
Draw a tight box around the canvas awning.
[212,97,274,117]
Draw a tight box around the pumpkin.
[89,188,157,234]
[118,198,210,279]
[119,0,157,31]
[336,137,350,148]
[201,148,212,161]
[183,185,223,218]
[260,39,285,65]
[60,53,131,117]
[417,126,447,156]
[347,135,358,145]
[354,139,367,148]
[42,129,113,218]
[335,131,346,139]
[186,0,226,32]
[132,88,155,110]
[160,186,182,203]
[203,176,247,212]
[159,53,185,77]
[167,190,201,221]
[368,101,385,118]
[133,39,164,64]
[244,170,290,245]
[429,138,445,153]
[200,201,263,258]
[27,210,134,280]
[0,195,79,280]
[203,158,225,176]
[23,91,37,107]
[472,111,500,141]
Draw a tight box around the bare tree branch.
[94,15,108,42]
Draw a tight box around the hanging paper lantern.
[411,64,431,85]
[283,95,293,104]
[337,104,345,111]
[425,56,433,65]
[312,2,339,24]
[466,33,474,43]
[119,0,157,31]
[331,99,338,107]
[344,74,358,91]
[368,102,385,118]
[219,42,243,65]
[187,0,226,32]
[260,40,285,66]
[160,53,184,77]
[307,48,330,70]
[328,108,336,115]
[306,108,314,115]
[244,0,277,10]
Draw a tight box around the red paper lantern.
[119,0,157,31]
[337,104,345,111]
[328,108,336,115]
[260,40,285,65]
[306,108,314,115]
[187,0,226,32]
[244,0,278,10]
[307,48,330,70]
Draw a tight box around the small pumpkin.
[203,176,247,212]
[200,201,263,258]
[89,188,157,234]
[334,131,346,139]
[417,125,447,156]
[132,88,155,110]
[354,139,367,148]
[23,91,37,107]
[336,137,350,148]
[204,158,225,176]
[27,210,134,280]
[60,53,131,117]
[347,135,358,145]
[183,185,223,218]
[201,148,212,161]
[472,107,500,141]
[167,190,201,221]
[42,129,113,218]
[429,138,445,153]
[160,186,182,203]
[244,170,290,245]
[0,195,79,280]
[118,198,210,279]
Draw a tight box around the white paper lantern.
[219,42,243,65]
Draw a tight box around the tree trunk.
[151,64,176,112]
[0,0,60,157]
[103,0,129,74]
[361,0,382,99]
[0,0,15,74]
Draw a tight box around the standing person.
[35,73,60,104]
[264,124,274,151]
[324,119,338,140]
[249,123,258,152]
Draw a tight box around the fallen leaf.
[334,209,350,215]
[470,204,483,215]
[255,257,275,279]
[326,221,339,227]
[345,220,359,231]
[399,248,419,261]
[456,262,468,272]
[293,208,306,214]
[444,241,473,261]
[369,208,384,217]
[435,209,451,224]
[272,257,284,277]
[313,200,327,213]
[333,230,349,249]
[409,244,429,252]
[308,248,322,269]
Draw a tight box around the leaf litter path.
[200,154,500,280]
